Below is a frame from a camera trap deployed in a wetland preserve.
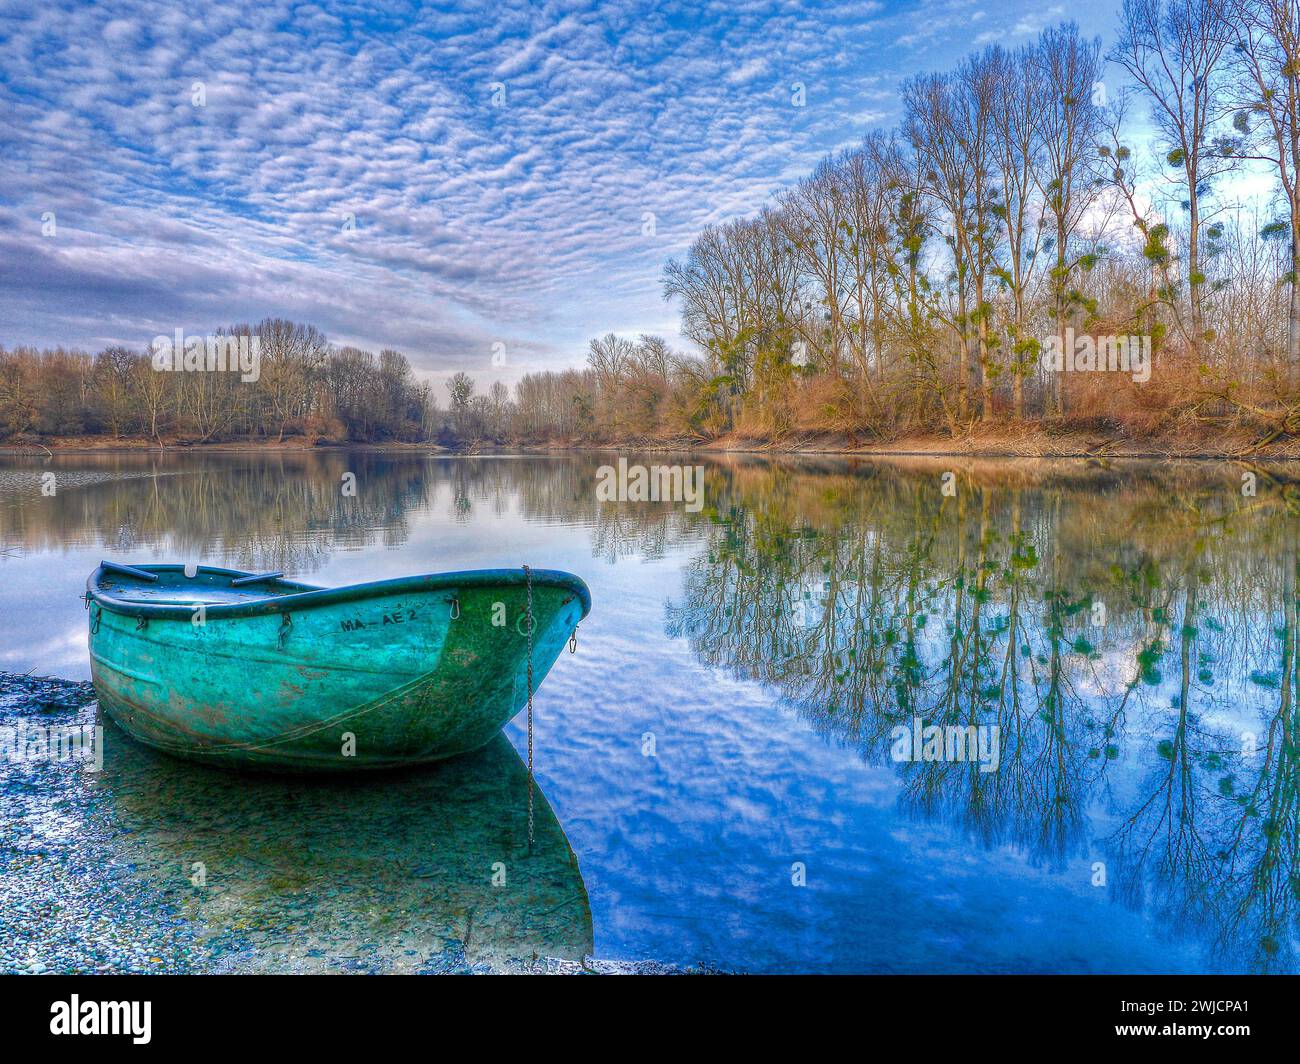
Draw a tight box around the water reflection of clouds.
[8,624,89,676]
[1069,644,1139,698]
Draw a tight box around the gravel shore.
[1,671,680,975]
[0,672,200,975]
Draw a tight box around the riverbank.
[3,423,1298,459]
[0,437,446,455]
[729,428,1300,460]
[569,424,1300,460]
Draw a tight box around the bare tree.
[446,371,475,437]
[256,318,329,442]
[988,44,1049,419]
[136,344,171,443]
[1112,0,1235,356]
[1231,0,1300,374]
[1033,23,1105,415]
[904,70,979,421]
[93,346,138,438]
[781,160,852,379]
[841,136,896,404]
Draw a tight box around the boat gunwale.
[86,563,592,622]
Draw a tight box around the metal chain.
[523,563,534,850]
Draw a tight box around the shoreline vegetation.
[7,9,1300,462]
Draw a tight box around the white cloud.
[0,0,1120,377]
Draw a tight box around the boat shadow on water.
[93,715,593,973]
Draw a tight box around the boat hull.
[87,566,588,771]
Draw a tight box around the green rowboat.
[86,561,590,771]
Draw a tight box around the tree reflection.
[665,458,1300,972]
[0,451,436,571]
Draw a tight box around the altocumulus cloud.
[0,0,1110,383]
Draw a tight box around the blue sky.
[0,0,1120,389]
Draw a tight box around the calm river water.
[0,450,1296,973]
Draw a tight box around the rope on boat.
[523,563,535,850]
[518,569,581,849]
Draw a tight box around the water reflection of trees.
[0,452,439,572]
[0,451,716,570]
[665,459,1300,973]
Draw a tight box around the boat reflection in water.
[93,717,593,972]
[665,459,1300,973]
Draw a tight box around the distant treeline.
[0,321,680,447]
[0,321,438,444]
[5,3,1300,448]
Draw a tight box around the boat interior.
[93,561,305,606]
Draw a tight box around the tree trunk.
[1053,227,1068,417]
[978,313,991,421]
[1187,184,1203,354]
[1290,218,1300,388]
